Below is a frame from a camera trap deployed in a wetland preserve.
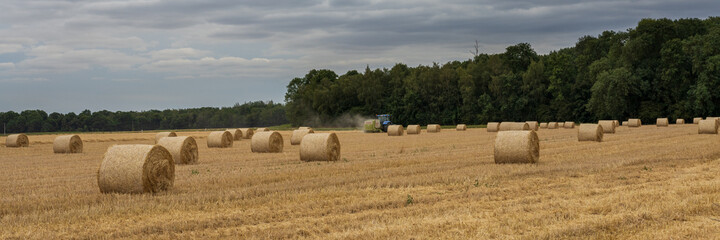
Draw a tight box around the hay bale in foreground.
[256,128,270,132]
[548,122,559,129]
[54,135,83,153]
[578,124,603,142]
[155,132,177,144]
[291,129,314,145]
[97,144,174,194]
[239,128,254,139]
[6,134,29,147]
[387,125,404,136]
[156,136,198,164]
[656,118,669,127]
[427,124,441,133]
[456,124,467,131]
[539,123,548,128]
[300,133,340,161]
[676,119,685,125]
[563,121,575,129]
[628,119,642,127]
[207,131,233,148]
[698,119,718,134]
[407,125,421,134]
[598,120,616,134]
[494,130,539,164]
[526,121,539,131]
[251,131,283,153]
[499,122,529,131]
[487,122,500,132]
[693,117,702,124]
[226,129,243,140]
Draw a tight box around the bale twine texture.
[657,118,669,127]
[156,136,198,164]
[54,135,83,153]
[6,134,29,147]
[207,131,233,148]
[251,131,283,153]
[698,119,718,134]
[499,122,529,131]
[239,128,254,139]
[456,124,467,131]
[300,133,340,162]
[578,124,604,142]
[427,124,441,133]
[494,130,539,164]
[628,119,642,127]
[97,144,174,194]
[291,129,314,145]
[407,125,421,134]
[487,122,500,132]
[155,132,177,144]
[526,121,539,131]
[598,120,616,134]
[387,125,404,136]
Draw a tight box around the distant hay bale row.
[613,120,620,128]
[628,119,641,127]
[300,133,340,162]
[291,129,314,145]
[487,122,500,132]
[656,118,669,127]
[256,128,270,132]
[456,124,467,131]
[539,122,548,128]
[6,134,29,147]
[693,117,702,124]
[578,124,603,142]
[548,122,559,129]
[563,121,575,129]
[97,144,175,194]
[387,125,404,136]
[676,119,685,124]
[226,129,242,140]
[298,127,312,130]
[427,124,441,133]
[526,121,539,131]
[407,125,421,134]
[251,131,283,153]
[207,131,233,148]
[622,121,629,126]
[239,128,254,139]
[494,130,539,164]
[54,135,83,153]
[156,136,198,164]
[499,122,529,131]
[698,119,718,134]
[155,132,176,144]
[598,120,616,134]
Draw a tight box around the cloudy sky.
[1,0,718,113]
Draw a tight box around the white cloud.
[0,44,24,54]
[148,48,211,60]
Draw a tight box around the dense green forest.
[0,101,286,134]
[285,17,720,126]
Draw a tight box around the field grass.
[2,124,720,239]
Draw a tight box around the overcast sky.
[0,0,718,113]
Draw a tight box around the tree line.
[284,17,720,126]
[0,101,286,134]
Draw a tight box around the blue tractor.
[364,114,392,133]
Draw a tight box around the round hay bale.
[456,124,467,131]
[656,118,669,127]
[290,129,314,145]
[298,127,313,131]
[698,119,718,134]
[525,121,539,131]
[256,127,270,132]
[613,120,620,128]
[487,122,500,132]
[300,133,340,161]
[427,124,441,133]
[207,131,233,148]
[387,125,404,136]
[628,119,642,127]
[598,120,616,134]
[251,131,283,153]
[6,134,29,147]
[693,117,702,124]
[54,135,83,153]
[676,119,685,125]
[494,130,539,164]
[539,122,548,128]
[97,144,174,194]
[156,136,198,164]
[622,121,629,126]
[226,129,242,141]
[239,128,254,139]
[498,122,529,131]
[155,132,177,144]
[578,124,603,142]
[563,121,575,129]
[548,122,559,129]
[407,125,421,134]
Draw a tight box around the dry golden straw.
[622,121,629,126]
[155,132,177,144]
[291,129,314,145]
[698,119,718,134]
[548,122,559,129]
[578,124,604,142]
[156,136,198,164]
[598,120,616,134]
[456,124,467,131]
[298,127,313,131]
[6,134,29,147]
[226,129,243,141]
[97,144,175,194]
[427,124,441,133]
[407,125,421,134]
[239,128,254,139]
[499,122,529,131]
[256,128,270,132]
[563,121,575,129]
[387,125,404,136]
[656,118,669,127]
[628,119,642,127]
[613,120,620,128]
[251,131,283,153]
[487,122,500,132]
[525,121,539,131]
[494,130,539,164]
[539,122,548,128]
[54,135,83,153]
[300,133,340,162]
[676,119,685,124]
[207,131,233,148]
[693,117,702,124]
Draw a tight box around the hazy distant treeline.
[0,101,286,133]
[285,17,720,126]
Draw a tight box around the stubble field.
[2,124,720,239]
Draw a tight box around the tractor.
[364,114,392,133]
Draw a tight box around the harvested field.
[3,126,720,239]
